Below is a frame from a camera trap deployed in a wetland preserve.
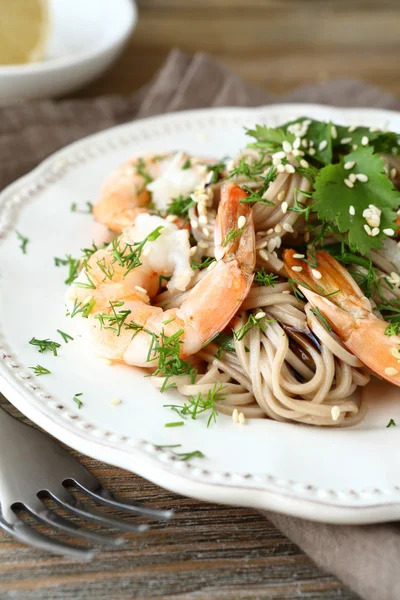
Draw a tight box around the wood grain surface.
[4,0,396,597]
[74,0,400,101]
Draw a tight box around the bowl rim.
[0,0,137,75]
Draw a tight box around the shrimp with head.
[284,249,400,387]
[93,151,222,233]
[68,183,255,368]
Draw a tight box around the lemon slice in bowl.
[0,0,50,66]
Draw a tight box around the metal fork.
[0,406,172,559]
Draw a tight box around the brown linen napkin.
[2,48,400,600]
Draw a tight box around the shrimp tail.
[284,248,400,387]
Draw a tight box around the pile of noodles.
[150,150,400,427]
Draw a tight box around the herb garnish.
[164,382,225,427]
[310,307,333,331]
[29,337,61,356]
[155,444,205,461]
[71,202,93,214]
[164,421,184,428]
[16,231,29,254]
[148,328,198,392]
[166,195,195,218]
[387,418,397,428]
[191,257,215,270]
[254,268,279,287]
[112,226,163,276]
[69,297,96,318]
[73,392,83,409]
[234,314,271,341]
[29,365,51,376]
[57,330,74,343]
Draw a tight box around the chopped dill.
[16,231,29,254]
[29,364,51,376]
[29,337,61,356]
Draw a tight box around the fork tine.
[24,500,125,547]
[71,478,173,520]
[0,515,94,560]
[48,489,149,533]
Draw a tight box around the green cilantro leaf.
[312,147,400,255]
[334,125,400,155]
[246,125,295,152]
[283,117,333,165]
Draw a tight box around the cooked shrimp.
[283,249,400,387]
[93,151,219,232]
[68,183,255,367]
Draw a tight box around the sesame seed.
[391,168,397,179]
[281,201,288,214]
[111,397,121,406]
[352,144,358,151]
[277,164,285,173]
[293,253,305,259]
[282,223,294,233]
[308,148,316,156]
[255,311,266,320]
[135,285,147,294]
[349,205,355,215]
[356,173,368,182]
[267,228,274,234]
[267,239,277,253]
[273,151,286,160]
[285,164,295,174]
[340,137,352,144]
[300,159,309,169]
[385,367,398,376]
[371,227,380,237]
[202,227,210,237]
[198,240,209,249]
[238,412,246,425]
[282,290,291,295]
[301,139,308,148]
[309,140,314,147]
[274,224,282,233]
[232,408,239,423]
[259,249,269,261]
[349,173,357,183]
[312,269,322,279]
[198,215,208,225]
[192,221,199,230]
[361,136,369,146]
[331,125,337,139]
[344,161,355,170]
[277,190,286,202]
[214,245,225,261]
[344,178,354,188]
[390,347,400,359]
[274,236,282,248]
[283,141,292,153]
[293,137,301,149]
[165,214,177,222]
[189,246,197,256]
[292,265,303,272]
[348,125,357,132]
[383,228,395,236]
[331,406,341,421]
[318,140,328,151]
[364,224,372,236]
[369,126,380,132]
[237,215,246,229]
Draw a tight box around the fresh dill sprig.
[239,166,277,206]
[73,270,96,290]
[155,444,205,461]
[234,314,271,341]
[227,154,271,181]
[191,257,215,270]
[387,418,397,427]
[16,231,29,254]
[29,338,61,356]
[73,392,83,409]
[136,157,153,187]
[112,226,163,276]
[164,421,185,428]
[166,195,196,218]
[95,301,133,337]
[222,227,244,247]
[164,382,225,428]
[96,257,115,280]
[69,297,96,318]
[147,328,198,392]
[29,364,51,376]
[71,202,93,214]
[207,160,227,184]
[254,268,279,287]
[310,307,333,331]
[288,189,313,221]
[57,330,74,343]
[81,241,99,265]
[54,254,81,284]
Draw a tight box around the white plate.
[1,104,400,525]
[0,0,136,104]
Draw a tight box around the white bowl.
[0,0,137,104]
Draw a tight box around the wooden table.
[7,0,399,597]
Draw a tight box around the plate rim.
[2,102,400,524]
